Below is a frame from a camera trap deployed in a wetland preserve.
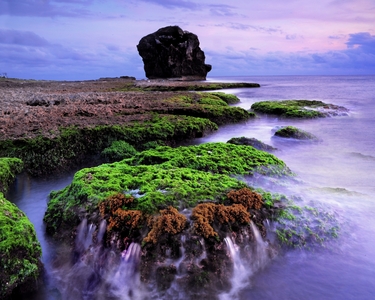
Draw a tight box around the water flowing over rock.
[54,219,145,300]
[137,26,212,80]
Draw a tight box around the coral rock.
[227,187,264,210]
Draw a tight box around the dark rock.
[227,137,277,152]
[155,265,177,291]
[26,98,50,107]
[137,26,212,80]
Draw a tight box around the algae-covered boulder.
[227,137,277,152]
[274,126,318,140]
[42,142,339,296]
[44,163,247,236]
[251,100,348,118]
[44,143,292,238]
[0,193,42,299]
[0,157,41,298]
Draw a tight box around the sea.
[8,75,375,300]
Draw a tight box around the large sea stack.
[137,26,212,80]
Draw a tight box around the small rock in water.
[227,136,277,151]
[274,126,318,140]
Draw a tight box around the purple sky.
[0,0,374,80]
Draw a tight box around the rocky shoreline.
[0,78,341,299]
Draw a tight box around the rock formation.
[137,26,212,80]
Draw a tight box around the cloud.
[0,29,50,46]
[346,32,375,50]
[209,4,237,16]
[206,31,375,76]
[0,0,94,17]
[213,22,283,34]
[0,28,144,80]
[137,0,199,10]
[329,34,346,40]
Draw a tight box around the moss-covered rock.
[274,126,318,140]
[43,142,293,237]
[43,141,338,296]
[101,140,137,162]
[43,162,247,237]
[251,100,348,118]
[199,92,240,105]
[127,142,291,177]
[0,193,42,299]
[161,93,255,125]
[227,137,277,152]
[0,158,23,194]
[0,115,217,176]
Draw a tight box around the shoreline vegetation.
[0,77,342,298]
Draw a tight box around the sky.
[0,0,374,80]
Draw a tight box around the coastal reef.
[0,87,256,175]
[0,78,341,297]
[251,100,349,118]
[137,26,212,80]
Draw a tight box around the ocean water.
[204,75,375,300]
[8,75,375,299]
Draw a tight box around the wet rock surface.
[227,136,277,152]
[274,126,318,140]
[137,26,212,80]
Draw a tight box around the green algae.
[197,92,240,105]
[0,157,23,194]
[197,95,228,106]
[206,92,241,105]
[127,142,292,177]
[251,100,329,118]
[101,140,137,162]
[0,115,217,175]
[253,189,340,248]
[275,197,340,248]
[161,93,254,125]
[44,162,247,235]
[274,126,318,140]
[0,192,42,298]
